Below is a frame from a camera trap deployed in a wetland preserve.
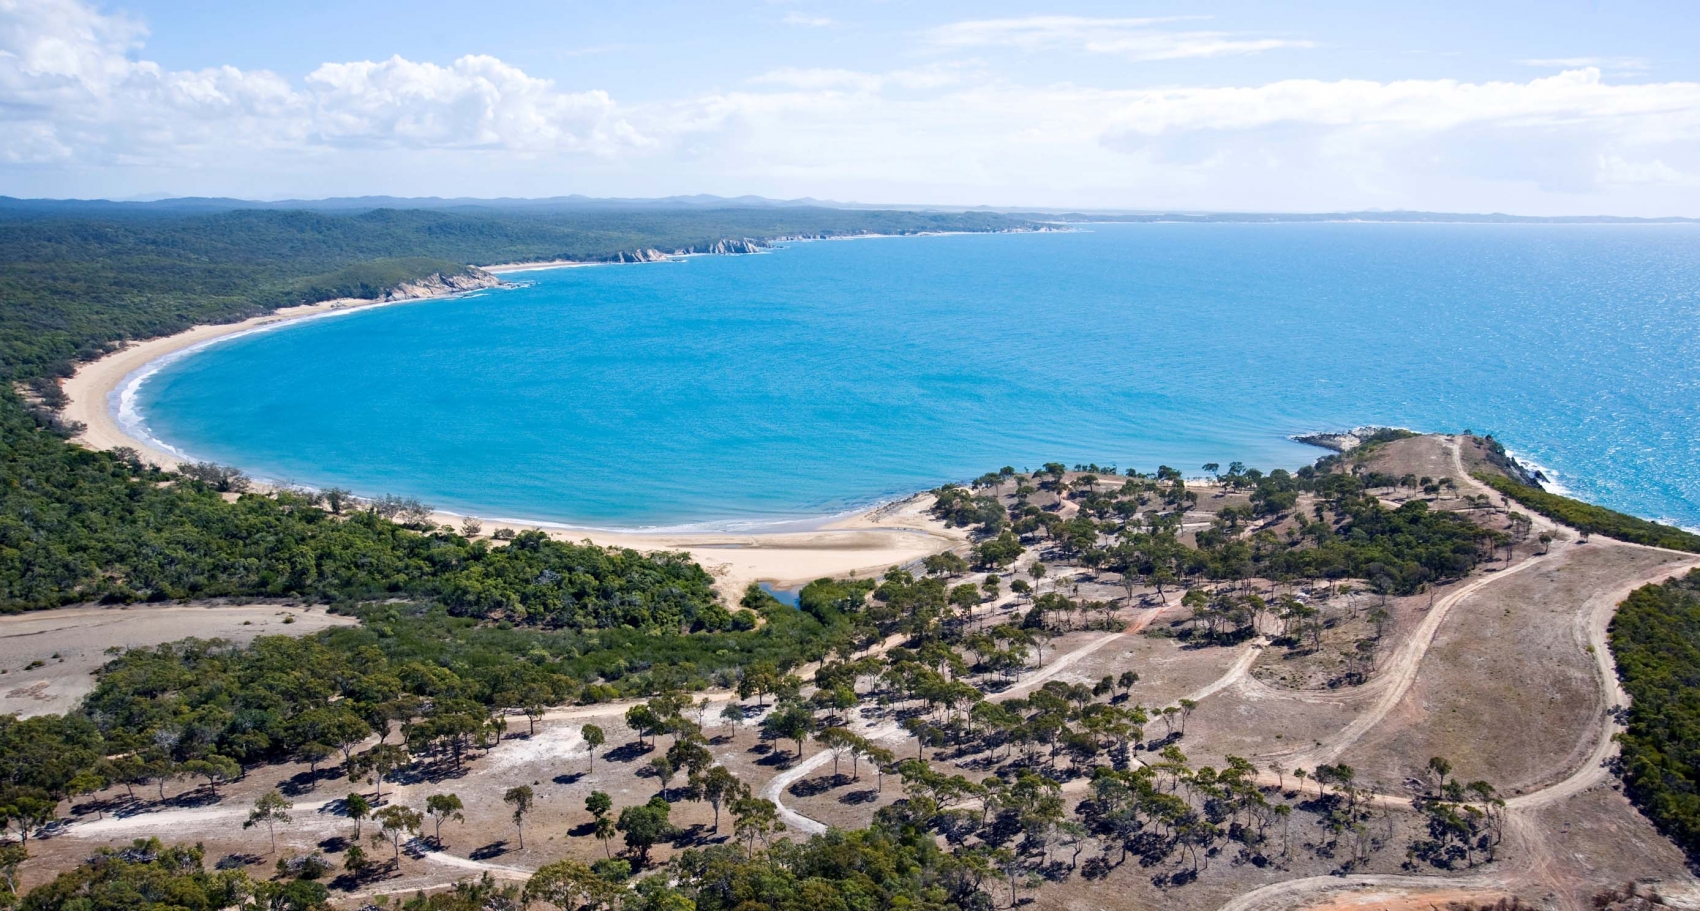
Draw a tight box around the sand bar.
[57,283,964,600]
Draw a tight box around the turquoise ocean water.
[130,223,1700,530]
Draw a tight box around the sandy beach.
[482,259,595,273]
[57,284,964,601]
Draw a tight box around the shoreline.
[61,292,470,471]
[477,226,1063,275]
[57,275,966,598]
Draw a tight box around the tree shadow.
[839,789,879,805]
[280,766,341,797]
[392,759,470,785]
[552,772,585,786]
[165,788,222,809]
[318,836,350,853]
[317,796,358,817]
[672,823,712,846]
[605,742,652,764]
[788,773,851,798]
[470,841,510,860]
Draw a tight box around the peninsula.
[4,201,1700,911]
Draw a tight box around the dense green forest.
[1474,473,1700,552]
[1610,571,1700,860]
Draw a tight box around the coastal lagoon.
[132,223,1700,530]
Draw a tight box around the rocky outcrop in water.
[386,268,502,301]
[596,238,769,262]
[605,249,673,263]
[1291,426,1408,452]
[685,237,765,255]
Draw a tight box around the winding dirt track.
[1272,535,1569,772]
[1215,439,1700,911]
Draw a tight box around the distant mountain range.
[1,193,1695,223]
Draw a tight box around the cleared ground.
[0,603,355,717]
[1339,541,1693,795]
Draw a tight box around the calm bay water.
[133,223,1700,530]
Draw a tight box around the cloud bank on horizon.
[3,0,1700,215]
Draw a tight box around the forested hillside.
[1611,571,1700,858]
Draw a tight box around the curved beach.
[58,281,963,599]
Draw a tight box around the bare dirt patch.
[1338,542,1693,795]
[1517,783,1693,910]
[0,602,356,717]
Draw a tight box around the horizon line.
[2,193,1699,223]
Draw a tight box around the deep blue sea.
[129,223,1700,530]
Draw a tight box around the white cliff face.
[599,238,768,262]
[385,267,502,301]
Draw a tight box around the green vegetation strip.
[1474,473,1700,552]
[1610,570,1700,860]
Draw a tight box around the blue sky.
[3,0,1699,213]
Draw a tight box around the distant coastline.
[7,194,1697,224]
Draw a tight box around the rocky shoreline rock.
[386,267,502,301]
[1291,426,1407,453]
[586,225,1064,265]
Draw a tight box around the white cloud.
[663,66,1700,210]
[0,0,146,104]
[0,0,645,164]
[6,0,1700,213]
[304,56,633,153]
[1094,68,1700,137]
[1597,155,1700,186]
[750,67,881,92]
[926,15,1315,60]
